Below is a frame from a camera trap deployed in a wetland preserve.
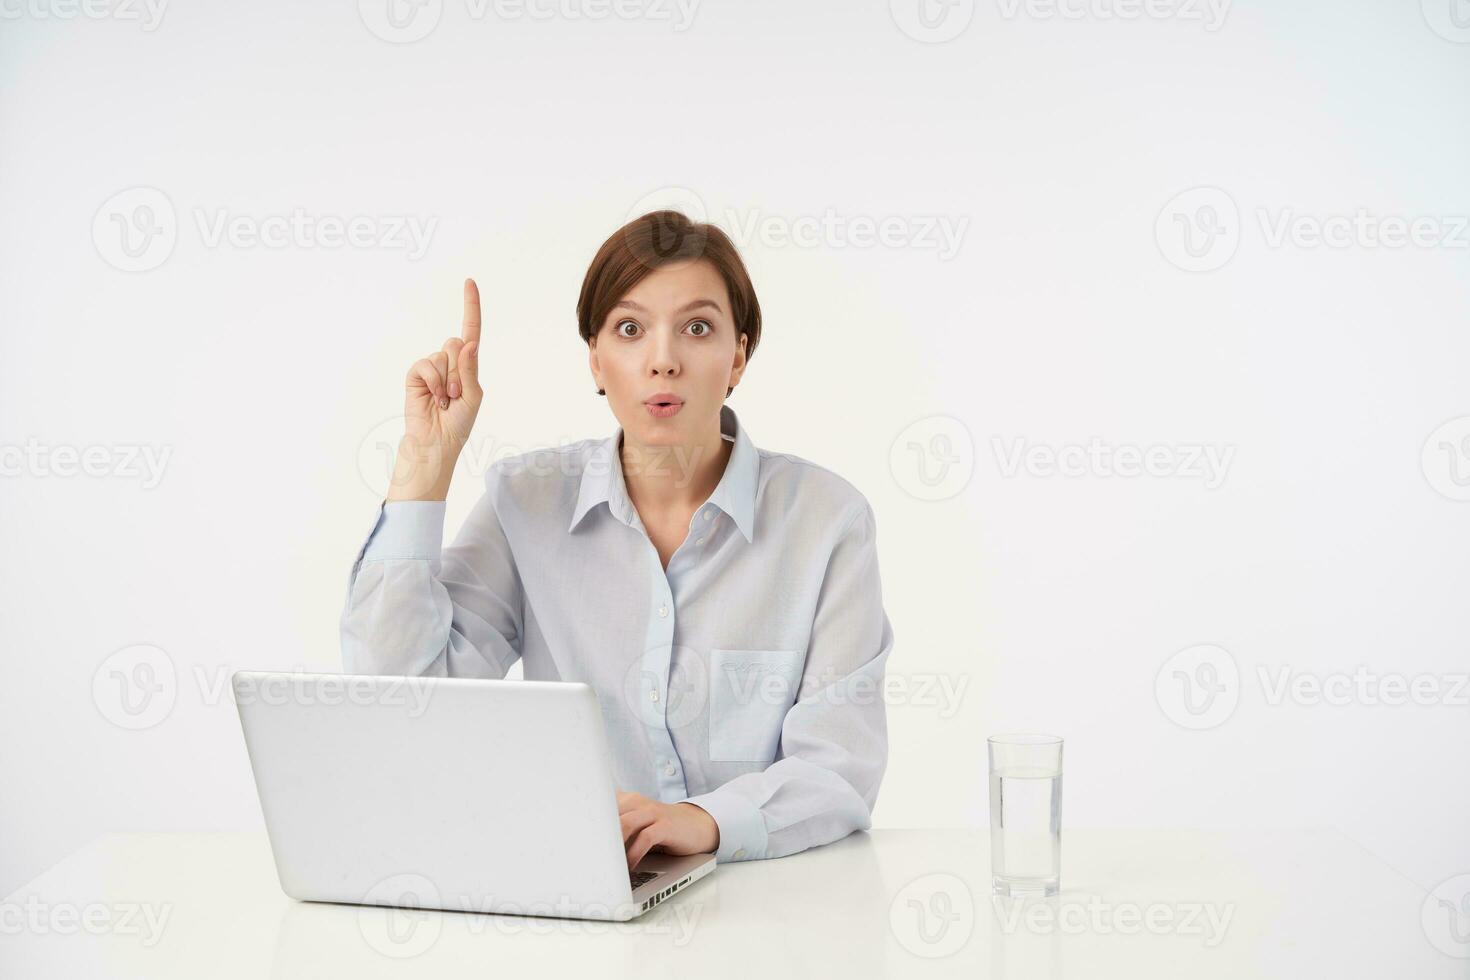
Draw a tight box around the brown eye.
[687,320,712,337]
[615,320,639,338]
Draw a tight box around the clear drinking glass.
[988,734,1063,897]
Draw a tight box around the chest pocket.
[707,648,805,763]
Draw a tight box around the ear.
[727,332,748,390]
[588,335,603,391]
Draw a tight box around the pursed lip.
[643,393,685,406]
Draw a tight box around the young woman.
[341,210,895,871]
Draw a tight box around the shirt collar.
[568,403,758,543]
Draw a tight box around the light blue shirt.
[341,404,894,863]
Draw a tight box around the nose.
[646,325,679,378]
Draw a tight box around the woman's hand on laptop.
[617,791,720,870]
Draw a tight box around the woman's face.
[590,258,747,451]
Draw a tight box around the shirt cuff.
[360,500,447,562]
[680,786,769,863]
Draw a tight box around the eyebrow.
[612,298,724,316]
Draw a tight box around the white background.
[2,0,1467,902]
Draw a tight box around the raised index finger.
[461,277,481,346]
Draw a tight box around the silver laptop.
[232,670,716,922]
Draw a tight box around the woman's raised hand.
[385,278,484,501]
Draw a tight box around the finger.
[628,824,666,870]
[442,337,464,399]
[459,338,481,398]
[461,278,481,347]
[621,808,657,845]
[616,791,644,813]
[430,351,450,409]
[407,358,446,404]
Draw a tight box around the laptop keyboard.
[630,870,661,889]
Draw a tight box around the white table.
[2,829,1459,978]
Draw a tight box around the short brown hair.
[577,210,762,365]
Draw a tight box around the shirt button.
[702,511,713,522]
[696,536,706,545]
[650,690,659,702]
[664,763,677,776]
[733,848,746,859]
[658,604,669,618]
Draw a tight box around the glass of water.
[988,733,1062,897]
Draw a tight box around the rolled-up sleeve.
[681,501,893,862]
[340,473,524,679]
